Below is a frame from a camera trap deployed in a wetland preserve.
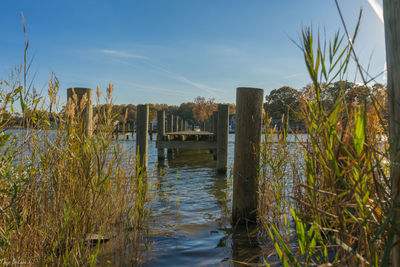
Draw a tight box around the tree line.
[100,96,236,126]
[263,81,387,129]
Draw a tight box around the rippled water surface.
[104,133,285,266]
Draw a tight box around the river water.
[105,133,282,266]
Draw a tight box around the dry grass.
[0,70,151,265]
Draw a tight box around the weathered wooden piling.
[180,118,183,131]
[384,2,400,264]
[167,114,173,154]
[174,116,179,132]
[67,87,93,137]
[216,104,229,173]
[212,111,218,160]
[232,87,263,225]
[209,118,212,131]
[167,114,173,133]
[157,110,166,160]
[149,122,153,141]
[213,111,218,135]
[136,104,149,170]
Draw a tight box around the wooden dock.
[157,131,216,149]
[153,107,229,173]
[67,87,264,225]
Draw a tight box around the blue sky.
[0,0,385,105]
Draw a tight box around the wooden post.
[157,110,165,160]
[384,2,400,264]
[167,114,173,154]
[213,111,218,135]
[149,122,153,141]
[209,118,212,131]
[232,87,263,225]
[67,87,93,137]
[174,116,179,132]
[168,114,173,133]
[216,104,229,173]
[136,104,149,170]
[212,111,218,159]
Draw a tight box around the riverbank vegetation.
[262,11,393,266]
[0,26,152,264]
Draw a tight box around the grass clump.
[262,12,392,267]
[0,60,150,264]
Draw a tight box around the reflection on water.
[103,134,281,266]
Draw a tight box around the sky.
[0,0,385,105]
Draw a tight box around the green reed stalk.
[264,13,392,266]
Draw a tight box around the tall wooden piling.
[210,115,214,133]
[216,104,229,173]
[384,2,400,264]
[67,88,93,137]
[212,111,218,160]
[136,104,149,170]
[168,114,173,133]
[180,118,183,131]
[157,110,166,160]
[213,111,218,135]
[232,87,263,225]
[174,116,179,132]
[149,122,153,141]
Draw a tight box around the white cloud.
[99,49,147,59]
[99,48,224,97]
[147,62,224,96]
[123,81,193,96]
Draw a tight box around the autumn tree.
[192,96,216,123]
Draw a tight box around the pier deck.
[156,131,216,149]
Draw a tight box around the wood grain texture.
[232,87,263,225]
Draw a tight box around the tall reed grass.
[0,20,151,265]
[262,11,392,266]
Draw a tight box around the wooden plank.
[166,131,214,136]
[156,140,217,149]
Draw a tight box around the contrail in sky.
[367,0,383,23]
